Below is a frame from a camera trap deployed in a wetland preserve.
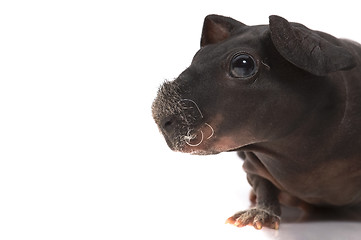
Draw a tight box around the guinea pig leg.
[226,175,281,230]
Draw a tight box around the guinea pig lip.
[183,122,214,147]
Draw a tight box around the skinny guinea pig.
[151,15,361,230]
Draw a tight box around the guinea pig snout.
[156,113,190,151]
[152,80,208,151]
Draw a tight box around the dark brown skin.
[152,15,361,230]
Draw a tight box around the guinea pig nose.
[161,116,175,132]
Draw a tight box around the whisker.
[204,123,215,139]
[179,99,204,119]
[261,61,271,70]
[185,130,204,147]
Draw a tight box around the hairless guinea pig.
[151,15,361,230]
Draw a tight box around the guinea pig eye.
[230,54,257,78]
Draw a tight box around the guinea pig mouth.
[164,121,216,154]
[159,105,216,153]
[183,123,215,147]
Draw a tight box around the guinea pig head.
[152,15,356,155]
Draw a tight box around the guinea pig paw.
[225,208,280,230]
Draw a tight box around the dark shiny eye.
[230,54,257,78]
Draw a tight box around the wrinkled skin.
[152,15,361,229]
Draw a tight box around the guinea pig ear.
[201,14,246,47]
[269,15,356,76]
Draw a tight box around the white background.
[1,0,361,239]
